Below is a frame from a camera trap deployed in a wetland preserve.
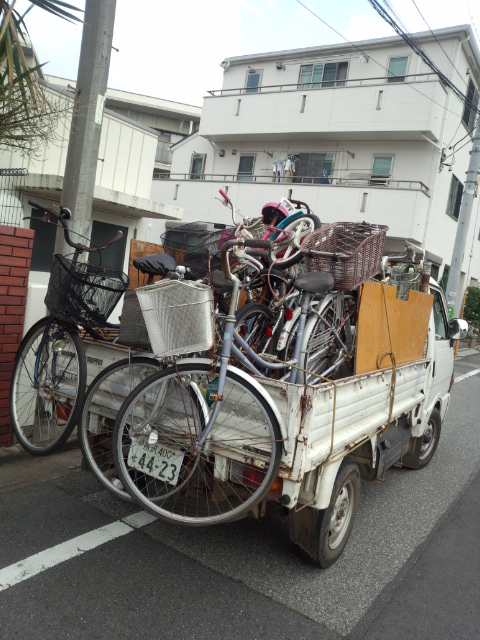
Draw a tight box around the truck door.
[429,286,454,405]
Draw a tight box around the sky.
[15,0,480,107]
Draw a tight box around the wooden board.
[127,239,164,289]
[355,281,433,375]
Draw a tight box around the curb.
[0,437,80,466]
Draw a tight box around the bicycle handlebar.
[27,199,123,254]
[221,238,273,281]
[219,188,229,203]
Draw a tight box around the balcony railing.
[154,171,430,195]
[206,72,443,97]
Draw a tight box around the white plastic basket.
[136,279,214,357]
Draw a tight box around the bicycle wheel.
[112,362,282,526]
[270,214,320,269]
[10,316,87,455]
[78,356,160,501]
[235,302,274,355]
[298,294,357,385]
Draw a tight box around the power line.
[293,0,476,122]
[409,0,468,88]
[443,127,478,160]
[445,119,463,149]
[367,0,480,117]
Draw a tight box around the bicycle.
[110,237,357,526]
[78,249,243,502]
[218,188,321,269]
[10,199,129,455]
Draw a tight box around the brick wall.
[0,225,34,448]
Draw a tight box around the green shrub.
[464,287,480,328]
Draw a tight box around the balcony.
[200,73,447,143]
[150,171,431,244]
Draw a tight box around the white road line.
[0,511,156,592]
[455,369,480,383]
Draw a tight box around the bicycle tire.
[112,362,282,526]
[235,302,275,359]
[78,356,161,501]
[270,214,320,269]
[10,316,87,455]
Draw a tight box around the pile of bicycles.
[10,191,387,525]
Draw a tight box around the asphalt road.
[0,349,479,639]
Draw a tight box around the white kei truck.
[83,277,467,568]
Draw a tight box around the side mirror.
[448,318,468,340]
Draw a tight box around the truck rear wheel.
[290,459,361,568]
[402,408,441,470]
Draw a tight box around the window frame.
[244,69,263,94]
[370,155,394,186]
[387,55,409,83]
[189,153,206,180]
[446,174,463,221]
[462,78,479,131]
[432,289,449,340]
[237,154,256,182]
[298,60,349,89]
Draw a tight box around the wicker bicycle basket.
[45,254,129,327]
[136,279,214,358]
[117,289,151,350]
[161,222,235,278]
[302,222,388,290]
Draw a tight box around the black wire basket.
[45,254,130,327]
[161,222,235,278]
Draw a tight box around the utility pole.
[445,116,480,318]
[55,0,117,254]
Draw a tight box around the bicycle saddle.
[293,271,334,294]
[210,270,234,293]
[133,253,176,276]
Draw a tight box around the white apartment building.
[150,25,480,301]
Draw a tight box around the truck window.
[432,291,448,339]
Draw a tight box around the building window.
[153,168,170,180]
[299,61,348,89]
[294,153,335,183]
[446,175,463,221]
[245,70,262,93]
[237,155,255,182]
[370,156,393,185]
[88,220,128,271]
[189,154,206,180]
[462,78,479,131]
[29,207,56,272]
[154,130,185,165]
[387,56,408,83]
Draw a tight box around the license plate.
[127,441,184,485]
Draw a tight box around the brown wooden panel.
[127,239,164,289]
[355,281,433,375]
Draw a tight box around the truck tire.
[402,408,441,470]
[290,459,361,568]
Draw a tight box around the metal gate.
[0,168,28,226]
